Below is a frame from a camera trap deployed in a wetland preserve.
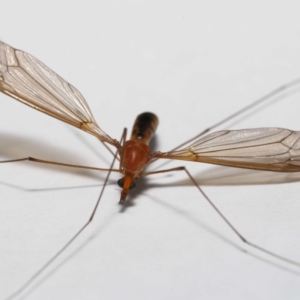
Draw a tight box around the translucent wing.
[156,128,300,172]
[0,41,119,147]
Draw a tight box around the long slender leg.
[118,127,127,173]
[5,129,127,300]
[97,138,120,161]
[0,157,119,172]
[141,166,300,268]
[151,78,300,161]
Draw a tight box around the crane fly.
[1,40,300,298]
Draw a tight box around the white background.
[1,1,300,300]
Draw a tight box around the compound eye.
[129,182,136,191]
[117,178,124,188]
[118,179,136,190]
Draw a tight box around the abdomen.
[130,112,159,145]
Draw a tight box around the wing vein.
[0,40,119,147]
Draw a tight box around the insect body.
[1,40,300,299]
[118,112,158,203]
[1,41,300,197]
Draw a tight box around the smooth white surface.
[1,1,300,300]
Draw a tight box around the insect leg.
[97,138,120,161]
[141,167,300,268]
[0,157,119,172]
[160,77,300,155]
[5,130,127,300]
